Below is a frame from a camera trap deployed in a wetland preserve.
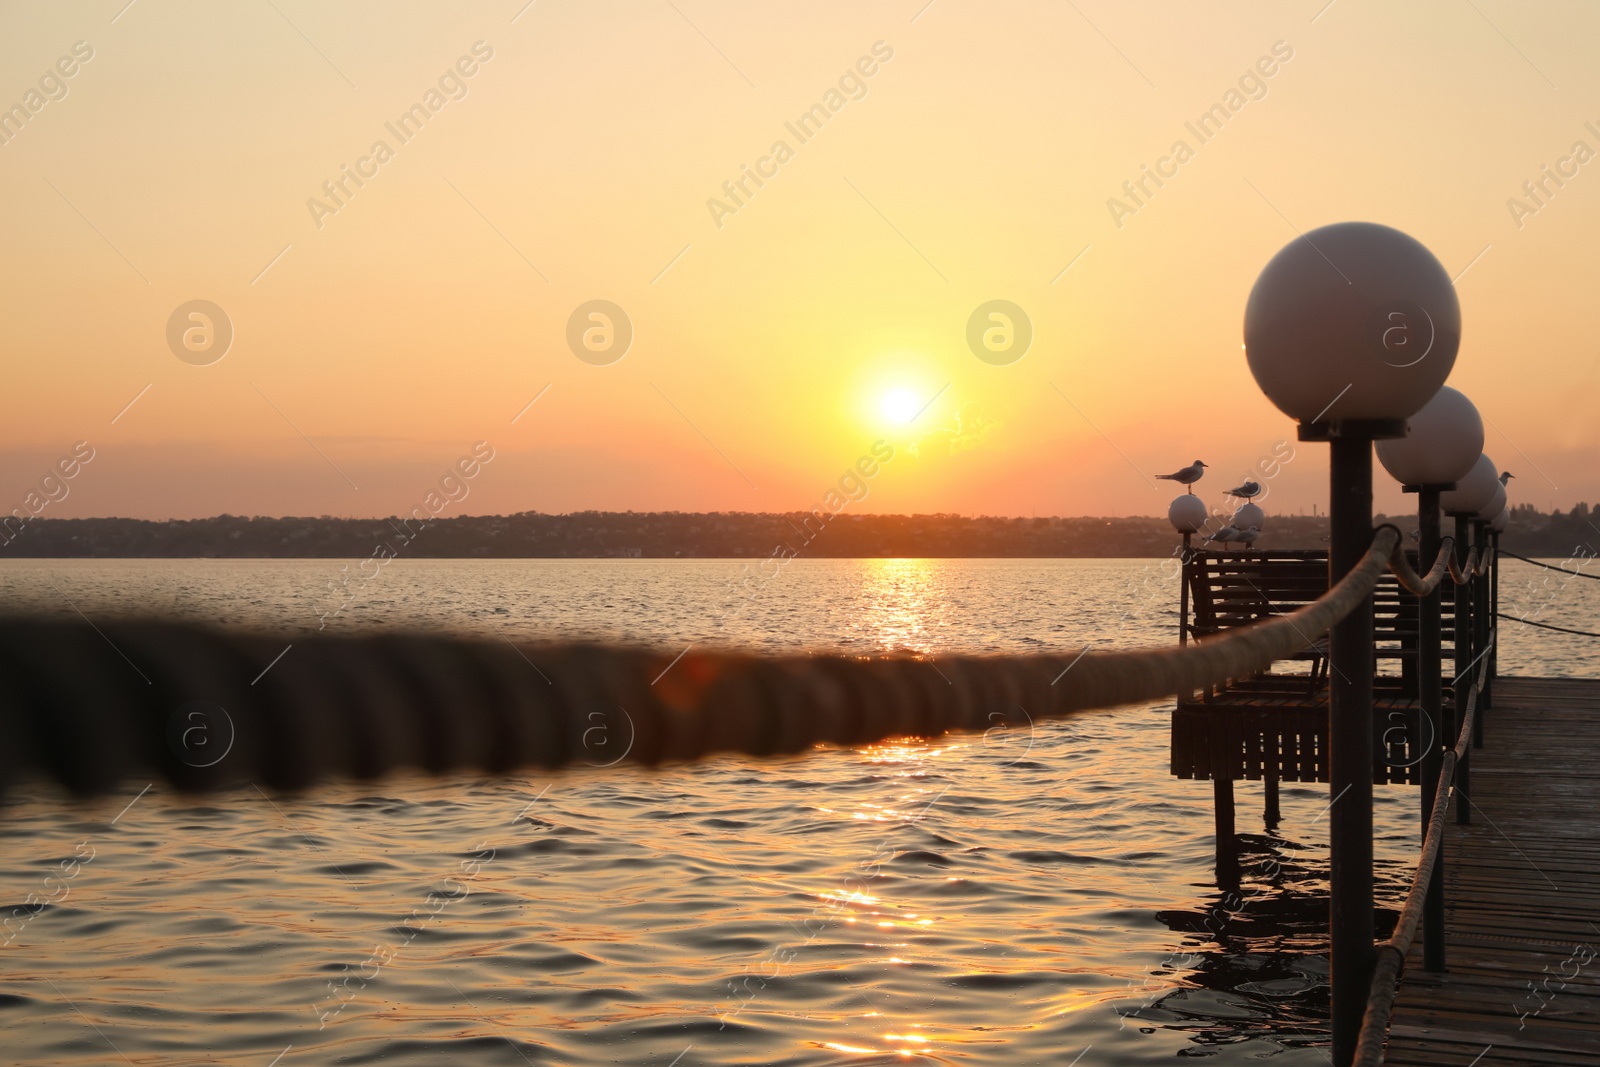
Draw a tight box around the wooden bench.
[1185,548,1458,700]
[1174,548,1458,786]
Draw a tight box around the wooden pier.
[1380,676,1600,1066]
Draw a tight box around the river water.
[1,557,1594,1065]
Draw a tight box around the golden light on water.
[819,889,880,906]
[849,558,951,653]
[816,1028,938,1061]
[792,732,958,1063]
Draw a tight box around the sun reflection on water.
[846,558,956,653]
[797,749,957,1062]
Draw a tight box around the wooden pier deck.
[1384,676,1600,1066]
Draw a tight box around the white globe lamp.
[1490,508,1508,533]
[1233,502,1266,530]
[1168,494,1208,534]
[1440,454,1499,516]
[1376,386,1484,488]
[1245,222,1460,426]
[1478,483,1506,522]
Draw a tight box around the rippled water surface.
[1,557,1594,1065]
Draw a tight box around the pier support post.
[1214,777,1235,841]
[1415,487,1447,971]
[1214,777,1239,887]
[1453,514,1472,825]
[1263,774,1280,829]
[1326,430,1378,1066]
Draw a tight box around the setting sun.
[881,388,922,425]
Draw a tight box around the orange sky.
[2,1,1597,522]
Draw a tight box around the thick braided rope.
[0,528,1400,797]
[1445,544,1485,585]
[1384,530,1455,596]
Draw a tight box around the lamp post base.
[1298,419,1408,442]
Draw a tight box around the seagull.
[1499,471,1515,486]
[1156,460,1208,493]
[1206,524,1261,546]
[1225,479,1262,499]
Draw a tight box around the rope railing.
[1352,633,1493,1067]
[0,526,1405,797]
[1445,543,1490,585]
[1495,613,1600,639]
[1491,547,1600,636]
[1497,547,1600,579]
[1384,532,1455,596]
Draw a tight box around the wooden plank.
[1383,676,1600,1066]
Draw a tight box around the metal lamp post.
[1474,516,1490,722]
[1168,492,1209,651]
[1474,484,1506,719]
[1489,506,1508,688]
[1376,385,1484,973]
[1169,492,1240,867]
[1441,453,1501,827]
[1244,221,1461,1066]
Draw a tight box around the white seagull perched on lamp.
[1156,460,1208,493]
[1225,479,1262,499]
[1206,524,1260,546]
[1499,471,1515,486]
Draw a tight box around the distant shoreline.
[1,507,1587,559]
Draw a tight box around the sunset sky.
[2,1,1597,522]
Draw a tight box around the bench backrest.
[1186,549,1459,676]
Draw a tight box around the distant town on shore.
[3,504,1593,559]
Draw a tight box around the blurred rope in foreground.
[3,527,1417,797]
